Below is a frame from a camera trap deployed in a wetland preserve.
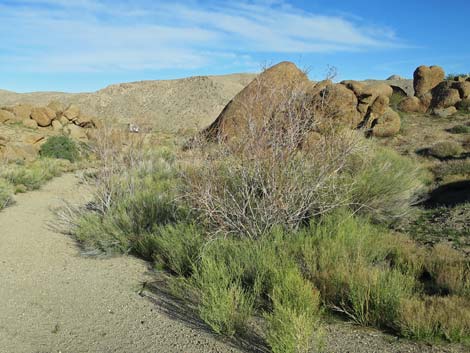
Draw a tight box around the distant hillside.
[0,73,256,132]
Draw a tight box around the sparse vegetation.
[428,141,464,159]
[0,158,71,193]
[0,178,14,209]
[448,124,470,134]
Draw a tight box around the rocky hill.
[0,74,256,133]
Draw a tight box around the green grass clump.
[265,266,322,353]
[432,159,470,179]
[193,254,255,336]
[0,178,14,209]
[347,147,425,222]
[40,135,79,162]
[456,99,470,112]
[428,141,464,159]
[0,158,69,191]
[299,211,419,329]
[448,125,470,134]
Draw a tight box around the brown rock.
[22,119,38,129]
[58,115,70,126]
[413,65,445,97]
[371,108,401,137]
[398,96,427,113]
[63,104,81,121]
[75,114,94,128]
[318,84,362,128]
[1,143,38,161]
[432,87,461,109]
[451,81,470,99]
[47,100,65,115]
[433,106,457,118]
[52,120,63,131]
[340,80,366,96]
[369,95,390,117]
[65,124,88,141]
[30,107,56,127]
[205,61,310,140]
[7,104,33,120]
[0,109,16,123]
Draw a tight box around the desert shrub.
[299,211,418,329]
[428,141,464,159]
[146,223,205,276]
[71,156,185,255]
[346,147,425,222]
[40,135,79,162]
[399,296,470,343]
[265,266,322,353]
[193,253,255,336]
[0,158,67,191]
[448,125,470,134]
[0,178,14,209]
[425,244,470,297]
[432,159,470,179]
[184,129,363,239]
[456,98,470,112]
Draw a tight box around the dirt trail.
[0,174,466,353]
[0,174,242,353]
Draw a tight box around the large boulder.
[205,61,309,140]
[451,81,470,99]
[414,65,445,97]
[371,108,401,137]
[30,107,56,127]
[47,100,65,115]
[431,82,461,109]
[316,84,362,128]
[22,119,38,129]
[0,109,16,123]
[398,96,427,113]
[65,124,88,141]
[63,104,81,121]
[6,104,33,120]
[1,142,38,162]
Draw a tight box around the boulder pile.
[0,101,99,161]
[206,61,401,140]
[399,65,470,117]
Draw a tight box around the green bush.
[347,147,425,222]
[0,158,67,191]
[193,254,254,336]
[299,211,419,329]
[428,141,464,159]
[265,266,322,353]
[432,159,470,179]
[399,296,470,344]
[448,125,470,134]
[146,223,205,276]
[40,135,79,162]
[456,98,470,112]
[0,178,14,209]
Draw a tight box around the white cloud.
[0,0,404,73]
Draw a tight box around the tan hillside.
[0,73,256,132]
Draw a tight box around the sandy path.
[0,174,242,353]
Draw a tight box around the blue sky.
[1,0,469,92]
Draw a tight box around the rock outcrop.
[0,101,99,161]
[206,62,402,141]
[414,65,445,97]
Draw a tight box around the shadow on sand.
[139,275,269,353]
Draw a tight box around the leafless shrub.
[184,78,366,239]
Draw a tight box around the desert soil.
[0,174,467,353]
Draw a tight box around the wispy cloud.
[0,0,404,73]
